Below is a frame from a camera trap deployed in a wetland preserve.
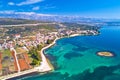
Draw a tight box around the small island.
[97,51,114,57]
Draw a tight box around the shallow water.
[17,26,120,80]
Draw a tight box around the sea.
[11,26,120,80]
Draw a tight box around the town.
[0,22,99,79]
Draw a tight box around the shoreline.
[34,37,59,72]
[0,35,79,80]
[69,34,80,37]
[0,37,59,80]
[97,51,115,57]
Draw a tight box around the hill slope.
[0,18,40,25]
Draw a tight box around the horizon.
[0,0,120,19]
[1,0,120,80]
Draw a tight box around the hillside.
[0,18,40,25]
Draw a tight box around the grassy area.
[1,49,12,59]
[1,49,15,74]
[16,47,27,54]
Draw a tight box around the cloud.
[0,11,54,16]
[0,10,15,14]
[15,12,54,16]
[8,2,15,6]
[43,4,56,10]
[44,6,56,9]
[32,6,40,10]
[17,0,43,6]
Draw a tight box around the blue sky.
[0,0,120,18]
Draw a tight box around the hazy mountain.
[0,12,120,26]
[0,12,120,23]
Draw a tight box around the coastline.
[0,34,80,80]
[69,34,80,37]
[97,51,114,57]
[0,37,59,80]
[34,37,59,72]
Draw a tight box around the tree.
[28,47,42,66]
[31,59,40,66]
[37,45,43,50]
[46,39,53,44]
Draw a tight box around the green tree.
[46,39,53,44]
[37,45,43,50]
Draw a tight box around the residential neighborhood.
[0,23,99,79]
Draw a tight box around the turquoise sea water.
[16,26,120,80]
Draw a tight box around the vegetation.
[28,45,43,66]
[46,39,53,44]
[62,22,99,30]
[0,18,40,25]
[37,45,43,51]
[1,24,57,38]
[1,49,12,59]
[1,49,15,73]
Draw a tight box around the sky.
[0,0,120,18]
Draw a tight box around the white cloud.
[32,6,40,10]
[44,6,56,9]
[15,12,35,15]
[17,0,43,6]
[0,11,54,16]
[8,2,15,6]
[0,10,15,14]
[15,12,54,16]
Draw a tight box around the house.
[14,34,21,39]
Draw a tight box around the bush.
[31,59,40,66]
[28,46,42,66]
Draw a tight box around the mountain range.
[0,12,120,23]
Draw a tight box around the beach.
[34,38,59,72]
[70,34,80,37]
[0,38,59,80]
[97,51,114,57]
[0,34,80,80]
